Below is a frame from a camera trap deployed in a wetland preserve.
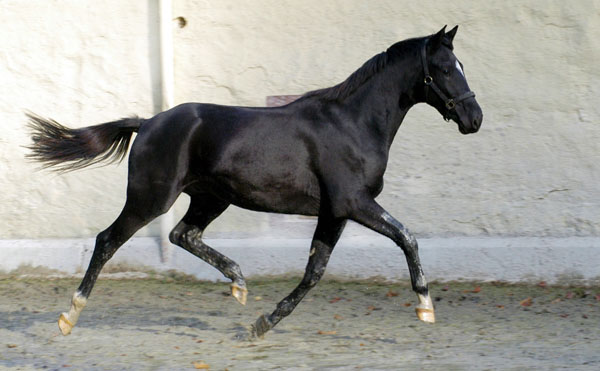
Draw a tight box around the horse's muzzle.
[458,100,483,134]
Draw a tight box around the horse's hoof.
[230,283,248,305]
[58,313,74,335]
[250,314,272,339]
[415,307,436,323]
[415,293,435,323]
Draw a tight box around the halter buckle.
[445,100,456,110]
[424,76,433,85]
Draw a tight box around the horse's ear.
[446,25,458,43]
[429,25,447,51]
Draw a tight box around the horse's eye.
[443,69,450,75]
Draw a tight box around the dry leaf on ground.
[386,290,399,297]
[520,297,533,307]
[193,361,210,369]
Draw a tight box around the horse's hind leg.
[169,195,248,304]
[58,190,177,335]
[252,212,346,338]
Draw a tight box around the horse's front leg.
[350,197,435,323]
[251,214,346,338]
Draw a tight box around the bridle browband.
[420,43,475,121]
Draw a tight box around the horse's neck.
[343,60,420,150]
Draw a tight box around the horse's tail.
[26,113,144,172]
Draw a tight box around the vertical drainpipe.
[159,0,175,262]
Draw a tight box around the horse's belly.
[231,189,320,216]
[229,173,321,215]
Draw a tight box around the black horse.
[27,26,482,338]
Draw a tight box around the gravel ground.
[0,277,599,370]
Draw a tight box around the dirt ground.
[0,276,599,370]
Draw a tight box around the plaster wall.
[1,0,159,238]
[1,0,599,242]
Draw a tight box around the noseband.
[421,44,475,121]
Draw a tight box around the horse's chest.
[328,147,387,195]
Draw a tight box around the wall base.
[1,237,598,285]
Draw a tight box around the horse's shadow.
[0,309,213,333]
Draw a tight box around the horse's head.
[422,26,482,134]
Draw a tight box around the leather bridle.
[421,44,475,121]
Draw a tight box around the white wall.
[1,0,160,238]
[1,0,599,242]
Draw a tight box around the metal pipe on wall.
[158,0,175,262]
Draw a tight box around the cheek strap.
[421,44,475,119]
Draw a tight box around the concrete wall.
[1,1,599,244]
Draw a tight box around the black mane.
[302,37,425,102]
